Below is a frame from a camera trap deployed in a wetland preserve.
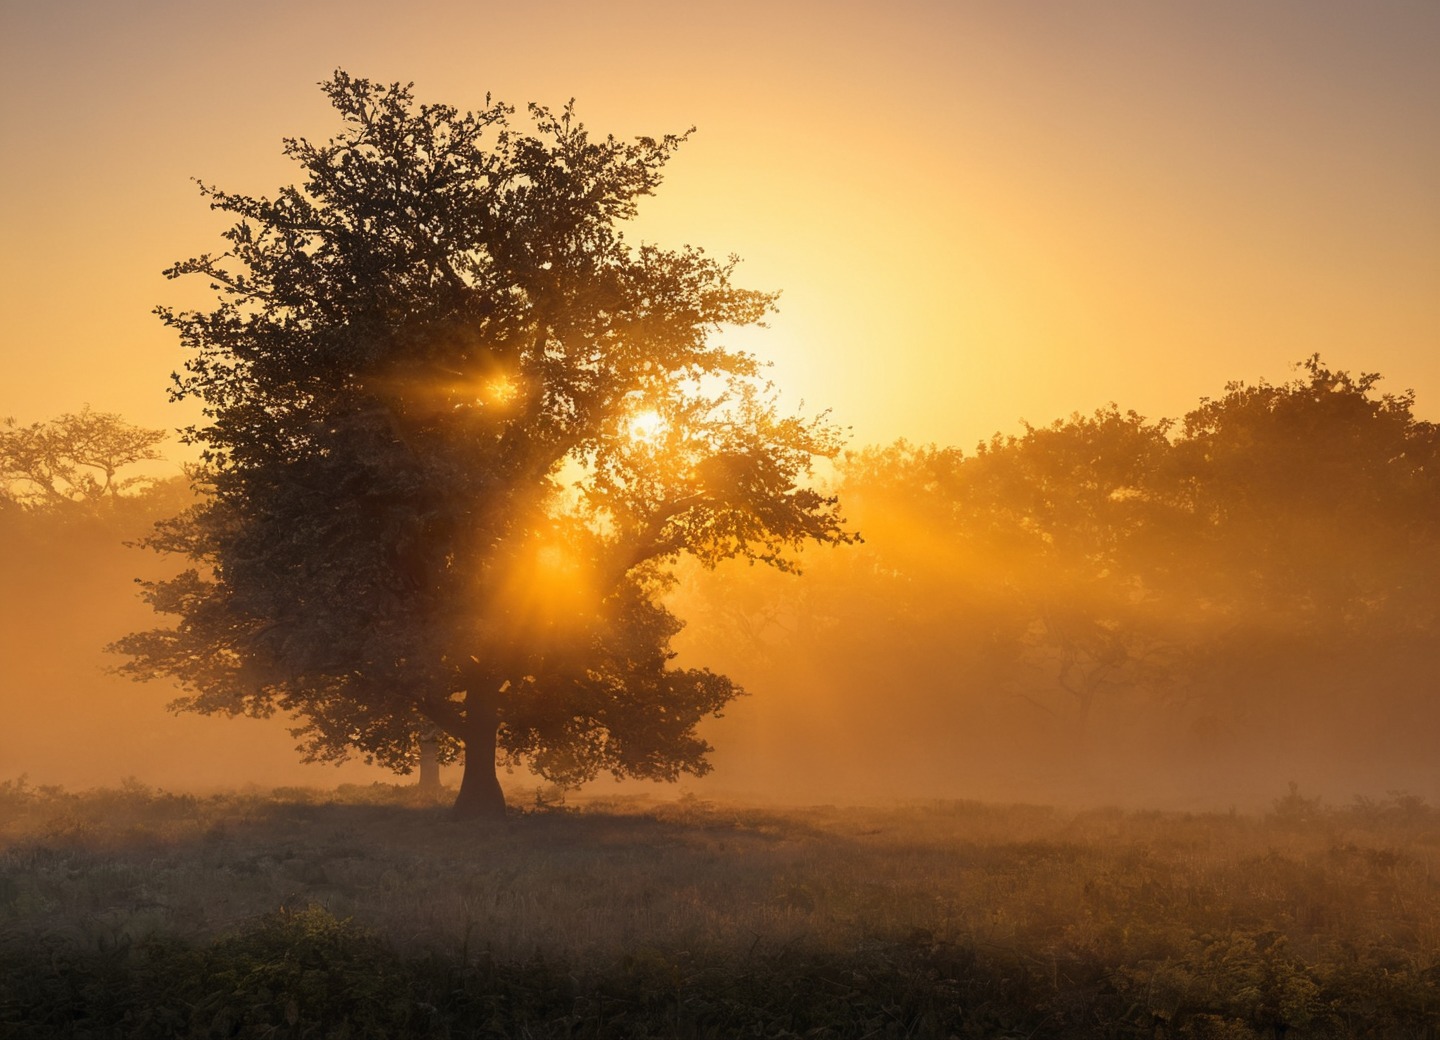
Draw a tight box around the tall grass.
[2,778,1437,1037]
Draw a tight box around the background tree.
[1,407,166,511]
[1175,357,1439,632]
[0,410,200,790]
[1165,357,1440,751]
[110,73,852,818]
[957,406,1180,732]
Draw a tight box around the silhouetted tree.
[1176,357,1439,630]
[110,73,852,818]
[1168,357,1440,738]
[0,407,166,510]
[955,407,1180,730]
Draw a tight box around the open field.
[2,780,1438,1038]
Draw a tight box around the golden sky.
[3,0,1437,451]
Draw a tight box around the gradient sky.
[3,0,1437,454]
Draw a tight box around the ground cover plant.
[2,779,1437,1038]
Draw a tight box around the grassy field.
[1,779,1437,1038]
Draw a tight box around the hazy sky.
[3,0,1437,452]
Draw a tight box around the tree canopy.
[110,72,853,817]
[1,407,166,511]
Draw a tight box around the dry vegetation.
[3,780,1438,1037]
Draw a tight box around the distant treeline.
[5,359,1437,801]
[677,357,1439,801]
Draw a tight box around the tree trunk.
[451,718,506,820]
[417,729,441,796]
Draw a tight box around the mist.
[0,481,394,792]
[669,362,1440,813]
[4,360,1433,815]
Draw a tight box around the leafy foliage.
[110,72,852,813]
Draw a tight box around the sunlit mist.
[626,409,667,446]
[491,528,603,640]
[479,373,520,410]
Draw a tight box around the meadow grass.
[1,778,1437,1037]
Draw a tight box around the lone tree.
[110,73,851,818]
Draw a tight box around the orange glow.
[479,373,520,410]
[626,409,667,446]
[489,529,602,644]
[3,3,1434,453]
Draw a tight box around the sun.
[627,409,667,445]
[480,373,519,408]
